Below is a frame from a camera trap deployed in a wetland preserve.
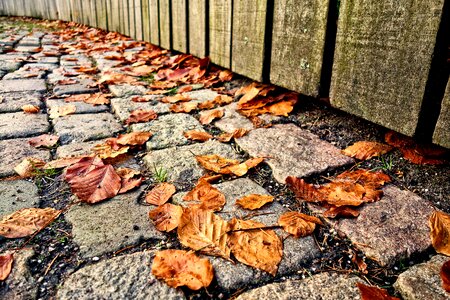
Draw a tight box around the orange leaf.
[83,93,110,105]
[228,218,282,275]
[149,203,183,232]
[98,71,138,85]
[44,156,89,170]
[224,157,264,176]
[151,249,214,290]
[64,94,90,102]
[56,78,77,85]
[145,183,176,206]
[219,70,233,81]
[0,253,13,281]
[116,131,152,146]
[116,168,143,194]
[64,156,105,183]
[342,141,393,160]
[161,94,191,103]
[357,283,400,300]
[429,211,450,256]
[183,130,213,142]
[92,142,129,159]
[441,260,450,293]
[323,206,360,218]
[195,154,240,174]
[285,177,325,203]
[278,212,322,238]
[217,128,249,142]
[14,157,46,178]
[21,104,40,114]
[183,181,226,211]
[235,194,274,210]
[0,208,60,238]
[199,109,224,125]
[49,104,77,119]
[169,101,198,113]
[125,109,157,125]
[28,134,59,148]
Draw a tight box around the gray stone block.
[46,99,109,114]
[0,79,47,93]
[0,180,39,218]
[0,112,49,139]
[0,92,42,113]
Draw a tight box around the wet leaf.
[145,183,176,206]
[183,130,213,142]
[357,283,400,300]
[342,141,393,160]
[64,156,105,183]
[170,101,198,113]
[116,168,143,194]
[429,211,450,256]
[149,203,183,232]
[14,157,46,177]
[116,131,152,146]
[49,104,77,119]
[183,181,226,211]
[0,253,13,281]
[199,109,224,125]
[228,218,282,275]
[125,109,157,125]
[441,260,450,293]
[236,194,274,210]
[278,212,322,238]
[177,207,231,260]
[151,249,214,290]
[21,104,40,113]
[0,208,60,238]
[28,134,59,148]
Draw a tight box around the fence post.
[188,0,207,57]
[209,0,232,68]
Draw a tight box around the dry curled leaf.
[92,142,129,159]
[170,101,198,113]
[357,282,400,300]
[236,194,274,210]
[225,157,264,177]
[49,104,77,119]
[64,156,105,183]
[177,207,231,260]
[149,203,183,232]
[21,104,40,113]
[195,155,263,177]
[83,93,110,105]
[278,212,322,238]
[342,141,393,160]
[116,131,152,146]
[161,94,191,103]
[183,130,213,142]
[217,128,249,142]
[228,218,282,275]
[151,249,214,290]
[0,253,13,281]
[145,183,176,206]
[183,180,226,211]
[14,157,46,177]
[199,109,224,125]
[28,134,59,148]
[0,208,60,238]
[429,211,450,256]
[116,168,143,194]
[323,206,360,218]
[125,109,157,124]
[441,260,450,293]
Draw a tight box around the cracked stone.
[0,79,47,93]
[0,180,39,218]
[0,112,49,139]
[111,97,169,122]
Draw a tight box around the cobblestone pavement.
[0,17,448,300]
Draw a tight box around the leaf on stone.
[219,70,233,81]
[151,249,214,290]
[429,211,450,256]
[64,156,104,183]
[228,218,283,275]
[145,183,176,206]
[21,104,40,114]
[285,177,325,203]
[217,128,249,142]
[161,94,191,103]
[183,181,226,211]
[440,260,450,292]
[98,71,138,85]
[342,141,393,160]
[56,78,77,85]
[177,207,231,260]
[116,131,153,146]
[116,168,143,194]
[44,156,89,170]
[323,206,360,218]
[357,283,400,300]
[28,134,59,148]
[236,194,274,210]
[195,154,240,174]
[92,142,129,159]
[170,101,198,113]
[125,109,157,125]
[225,157,264,177]
[0,253,13,281]
[0,208,60,238]
[149,203,183,232]
[49,104,77,119]
[183,130,213,142]
[64,94,90,102]
[83,93,110,105]
[278,212,322,238]
[199,109,224,125]
[14,157,46,178]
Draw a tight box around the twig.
[44,254,60,276]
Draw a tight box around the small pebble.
[92,257,100,262]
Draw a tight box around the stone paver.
[131,113,206,150]
[236,123,354,183]
[0,92,42,113]
[0,180,39,218]
[0,79,46,93]
[0,137,51,177]
[53,83,98,96]
[65,188,165,257]
[143,140,242,189]
[236,272,362,300]
[0,61,22,72]
[394,255,450,300]
[111,97,169,122]
[57,251,185,300]
[47,99,109,114]
[0,112,49,139]
[52,112,123,144]
[55,139,106,158]
[109,84,147,97]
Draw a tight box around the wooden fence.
[0,0,449,148]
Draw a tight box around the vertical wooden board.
[159,0,171,49]
[90,0,98,27]
[56,0,69,21]
[330,0,445,137]
[106,0,113,30]
[270,0,328,97]
[123,0,130,36]
[209,0,232,68]
[231,0,267,82]
[50,0,59,20]
[149,0,159,45]
[189,0,206,57]
[134,0,143,40]
[72,0,83,24]
[142,0,151,42]
[111,0,121,32]
[118,0,124,34]
[171,0,187,52]
[96,0,108,30]
[129,0,136,39]
[433,79,450,148]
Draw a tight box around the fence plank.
[129,0,136,38]
[141,0,151,42]
[209,0,232,68]
[433,80,450,148]
[149,0,159,45]
[71,0,83,24]
[134,0,143,40]
[171,0,187,52]
[159,0,171,49]
[188,0,206,57]
[96,0,108,30]
[231,0,267,82]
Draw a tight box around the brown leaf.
[64,156,105,183]
[83,93,110,105]
[28,134,59,148]
[217,128,249,142]
[236,194,274,210]
[149,203,183,232]
[199,109,224,125]
[145,183,176,206]
[0,253,13,281]
[323,206,360,218]
[351,250,368,274]
[0,208,60,238]
[151,249,214,290]
[21,104,40,114]
[49,104,77,119]
[115,131,152,146]
[64,94,90,102]
[219,70,233,81]
[116,168,143,194]
[161,94,191,103]
[125,109,157,125]
[91,142,129,159]
[177,207,231,260]
[56,78,77,85]
[228,218,282,275]
[342,141,393,160]
[14,157,46,177]
[44,156,89,170]
[285,177,325,203]
[429,211,450,256]
[440,260,450,293]
[195,155,240,174]
[98,71,138,85]
[170,101,198,113]
[225,157,264,176]
[69,165,121,203]
[183,130,213,142]
[278,212,322,238]
[357,283,400,300]
[183,181,226,211]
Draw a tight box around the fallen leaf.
[236,194,274,210]
[116,168,143,194]
[91,142,129,159]
[64,156,105,183]
[285,177,324,203]
[217,128,249,142]
[429,211,450,256]
[199,109,224,125]
[21,104,40,113]
[28,134,59,148]
[342,141,393,160]
[225,157,264,176]
[170,101,198,113]
[357,283,400,300]
[178,207,231,260]
[161,94,191,103]
[98,71,139,85]
[49,104,77,119]
[64,94,90,102]
[228,218,282,275]
[44,156,89,169]
[151,249,214,290]
[195,154,240,174]
[441,260,450,292]
[351,250,368,274]
[116,131,152,146]
[177,85,193,93]
[149,203,183,232]
[56,78,77,85]
[14,157,46,177]
[0,208,60,238]
[183,130,213,142]
[125,109,157,124]
[83,93,110,105]
[145,183,176,206]
[278,212,322,238]
[0,253,13,281]
[183,181,226,211]
[219,70,233,81]
[323,206,360,218]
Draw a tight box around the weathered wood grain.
[128,0,136,39]
[171,0,187,52]
[159,0,171,49]
[110,0,121,32]
[433,80,450,148]
[134,0,143,40]
[149,0,159,45]
[209,0,232,68]
[141,0,151,42]
[96,0,108,30]
[188,0,206,57]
